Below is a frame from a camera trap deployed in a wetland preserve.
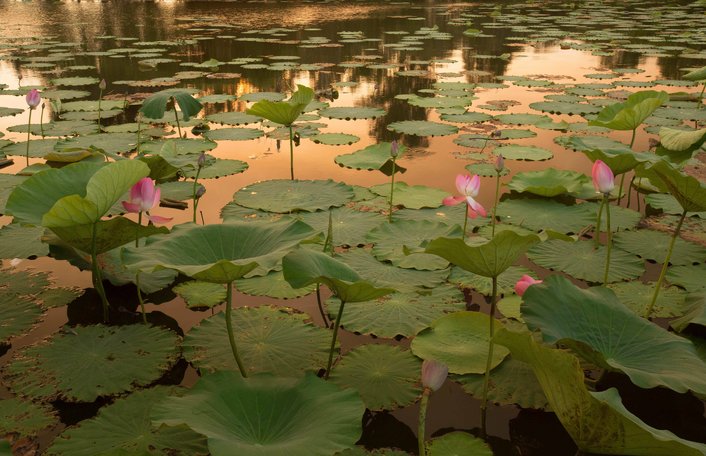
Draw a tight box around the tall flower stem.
[91,223,110,322]
[39,103,45,138]
[388,157,397,223]
[492,171,501,237]
[325,299,346,379]
[24,109,32,167]
[697,83,705,110]
[645,210,687,318]
[136,274,147,325]
[288,125,295,180]
[136,114,142,156]
[192,168,202,224]
[462,204,469,240]
[97,88,103,130]
[594,197,606,248]
[417,388,431,456]
[602,194,612,285]
[172,97,183,138]
[480,276,498,438]
[315,285,329,328]
[225,282,247,377]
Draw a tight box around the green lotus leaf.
[523,275,706,394]
[557,135,632,153]
[39,89,91,100]
[173,281,226,309]
[493,145,552,161]
[0,295,44,347]
[122,220,317,283]
[182,158,248,179]
[494,328,706,455]
[494,113,552,125]
[370,182,447,210]
[183,306,331,375]
[295,207,386,247]
[528,239,643,283]
[582,147,657,176]
[0,223,48,259]
[2,138,59,158]
[61,100,127,112]
[319,106,386,120]
[607,281,688,318]
[283,248,394,302]
[506,169,590,197]
[329,344,422,411]
[645,193,706,218]
[245,84,314,126]
[496,199,595,233]
[448,265,534,296]
[426,431,492,456]
[613,229,706,265]
[99,245,178,294]
[670,294,706,332]
[0,398,57,437]
[203,127,264,141]
[311,133,360,145]
[667,264,706,292]
[440,111,493,123]
[233,179,354,213]
[335,142,407,175]
[50,76,100,86]
[140,88,203,121]
[198,94,237,103]
[4,324,180,402]
[206,111,263,125]
[683,65,706,81]
[581,202,642,231]
[529,101,601,116]
[658,127,706,151]
[405,96,474,109]
[59,109,123,122]
[464,163,509,177]
[0,107,26,117]
[152,371,365,456]
[141,138,217,156]
[234,269,316,299]
[426,230,540,278]
[411,311,509,374]
[588,90,669,130]
[327,283,465,338]
[644,160,706,212]
[46,386,207,456]
[368,219,462,270]
[386,120,458,137]
[239,92,287,103]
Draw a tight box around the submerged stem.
[418,388,431,456]
[325,299,346,379]
[603,194,612,285]
[388,157,397,223]
[480,276,498,439]
[645,210,687,318]
[225,282,248,377]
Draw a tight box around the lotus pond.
[1,0,706,455]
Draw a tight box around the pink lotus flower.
[443,174,487,218]
[421,359,448,392]
[515,275,542,296]
[592,160,614,194]
[122,178,172,224]
[25,89,41,110]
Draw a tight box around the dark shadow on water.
[357,410,418,454]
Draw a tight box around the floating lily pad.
[152,371,364,456]
[464,163,509,177]
[2,138,59,158]
[239,92,286,102]
[46,386,208,456]
[448,265,534,296]
[494,113,551,125]
[496,199,595,233]
[387,120,458,137]
[528,239,644,284]
[426,432,493,456]
[50,76,100,86]
[234,270,316,299]
[493,144,552,161]
[329,344,421,410]
[0,294,44,348]
[507,169,590,197]
[581,202,642,231]
[233,180,354,213]
[61,100,127,112]
[319,107,386,120]
[173,281,226,309]
[334,142,407,174]
[370,182,447,210]
[607,281,688,318]
[0,223,49,259]
[667,264,706,292]
[203,127,264,141]
[182,158,249,179]
[141,138,217,156]
[411,311,509,375]
[440,112,493,123]
[54,133,137,156]
[0,397,57,437]
[4,324,180,402]
[183,306,331,375]
[206,111,263,125]
[0,107,24,117]
[529,101,601,116]
[310,133,360,145]
[295,207,385,247]
[613,230,706,265]
[327,284,465,338]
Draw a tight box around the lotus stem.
[697,84,705,110]
[388,157,397,223]
[136,114,142,156]
[480,276,498,439]
[645,210,687,318]
[417,388,431,456]
[315,285,329,328]
[492,172,501,238]
[462,203,468,240]
[172,97,183,138]
[629,128,636,149]
[325,299,346,379]
[288,125,295,180]
[192,168,202,224]
[616,174,625,204]
[25,109,32,167]
[91,223,110,322]
[594,196,605,248]
[39,103,45,138]
[97,89,103,130]
[626,175,634,209]
[225,282,247,377]
[603,194,612,285]
[136,273,147,325]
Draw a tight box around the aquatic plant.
[140,89,203,138]
[443,174,486,239]
[418,359,448,456]
[24,89,40,167]
[97,79,106,129]
[388,140,399,223]
[592,159,615,283]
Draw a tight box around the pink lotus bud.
[495,154,505,172]
[25,89,41,110]
[390,140,399,158]
[99,79,107,91]
[592,160,614,194]
[421,359,448,392]
[515,275,542,296]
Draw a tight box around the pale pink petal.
[122,201,141,213]
[592,160,614,194]
[147,214,172,224]
[443,195,466,206]
[467,174,481,197]
[455,174,471,195]
[466,197,486,217]
[515,275,542,296]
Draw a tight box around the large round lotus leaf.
[387,120,458,137]
[507,169,590,197]
[0,294,44,347]
[122,220,317,283]
[198,94,237,103]
[203,127,263,141]
[529,101,601,116]
[589,91,669,131]
[183,306,330,375]
[454,135,498,149]
[406,96,474,109]
[495,129,536,139]
[152,371,365,456]
[496,199,595,234]
[4,324,180,402]
[367,220,462,270]
[494,113,552,125]
[46,386,207,456]
[448,265,534,296]
[0,107,25,117]
[54,133,137,156]
[557,134,632,153]
[607,282,688,318]
[327,284,465,338]
[337,248,449,292]
[2,138,59,158]
[0,223,49,259]
[140,138,217,155]
[426,432,493,456]
[40,89,90,100]
[61,100,127,112]
[440,112,493,123]
[454,357,549,410]
[173,281,226,309]
[182,158,248,179]
[239,92,286,102]
[311,133,360,145]
[492,144,552,161]
[370,182,447,210]
[335,142,408,173]
[667,264,706,292]
[319,107,386,120]
[393,205,489,230]
[523,275,706,394]
[60,109,124,122]
[295,207,385,247]
[581,202,642,231]
[528,239,644,284]
[464,163,510,178]
[329,344,422,411]
[411,311,509,374]
[50,76,100,86]
[206,111,263,125]
[613,230,706,265]
[234,180,354,213]
[234,270,316,299]
[647,160,706,213]
[10,120,99,137]
[220,203,288,223]
[0,397,57,437]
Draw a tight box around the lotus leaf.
[607,282,688,318]
[206,111,263,125]
[245,85,314,126]
[203,127,263,141]
[311,133,360,145]
[667,264,706,292]
[319,107,386,120]
[234,269,316,299]
[589,90,669,130]
[2,138,59,158]
[369,182,447,210]
[644,160,706,212]
[658,127,706,151]
[613,229,706,265]
[0,224,48,259]
[506,169,590,197]
[0,398,57,437]
[140,88,203,121]
[529,101,601,116]
[426,432,493,456]
[493,144,553,161]
[448,265,534,296]
[233,179,354,213]
[495,113,551,125]
[295,207,386,247]
[182,158,248,179]
[334,142,408,175]
[386,120,458,137]
[173,281,226,309]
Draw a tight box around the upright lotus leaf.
[282,248,395,302]
[589,90,669,131]
[5,161,104,225]
[659,127,706,151]
[335,142,408,176]
[122,220,318,283]
[151,371,365,456]
[494,328,706,455]
[522,275,706,394]
[582,148,657,176]
[140,89,203,121]
[51,218,168,255]
[246,84,314,126]
[683,65,706,81]
[643,160,706,212]
[42,160,150,227]
[425,231,540,278]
